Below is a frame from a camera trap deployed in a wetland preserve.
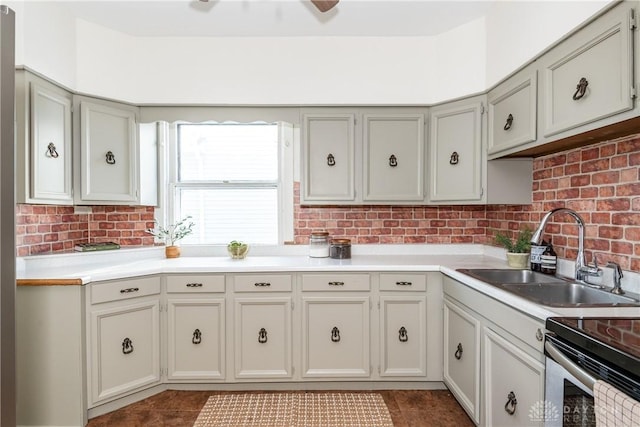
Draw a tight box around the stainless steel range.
[544,317,640,427]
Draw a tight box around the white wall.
[10,0,618,105]
[484,0,613,87]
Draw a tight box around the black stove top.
[546,317,640,381]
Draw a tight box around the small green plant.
[146,216,195,246]
[227,240,249,259]
[494,228,532,253]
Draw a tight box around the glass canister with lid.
[309,231,330,258]
[329,238,352,259]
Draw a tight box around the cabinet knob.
[504,391,518,415]
[572,77,589,101]
[192,329,202,344]
[454,342,463,360]
[258,328,268,343]
[327,153,336,166]
[105,151,116,165]
[46,142,59,158]
[389,154,398,167]
[449,151,459,165]
[398,326,408,342]
[122,337,134,354]
[503,113,514,131]
[331,326,341,342]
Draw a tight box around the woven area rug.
[193,392,394,426]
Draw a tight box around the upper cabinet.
[541,2,636,138]
[301,113,356,203]
[487,69,537,159]
[428,96,484,203]
[74,96,157,205]
[16,71,73,205]
[301,108,427,205]
[363,114,424,202]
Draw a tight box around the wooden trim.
[17,278,83,286]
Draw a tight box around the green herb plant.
[146,216,195,246]
[494,228,532,254]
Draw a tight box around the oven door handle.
[545,339,596,391]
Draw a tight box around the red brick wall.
[487,134,640,272]
[16,205,155,256]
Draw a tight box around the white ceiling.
[57,0,493,37]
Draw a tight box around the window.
[170,122,293,245]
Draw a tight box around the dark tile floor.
[86,389,474,426]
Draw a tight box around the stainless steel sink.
[458,268,565,285]
[457,268,640,307]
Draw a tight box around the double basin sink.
[457,269,640,307]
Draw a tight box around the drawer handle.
[105,150,116,165]
[504,391,518,415]
[503,113,513,131]
[327,153,336,166]
[449,151,459,165]
[119,287,139,294]
[536,328,543,342]
[46,142,59,158]
[572,77,589,101]
[454,342,463,360]
[192,329,202,344]
[396,281,412,286]
[258,328,268,344]
[186,283,203,288]
[254,282,271,287]
[389,154,398,167]
[328,281,344,286]
[122,337,134,355]
[399,326,408,342]
[331,326,341,342]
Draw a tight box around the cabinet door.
[30,82,73,203]
[541,3,634,137]
[80,101,138,203]
[488,71,537,157]
[443,299,480,424]
[167,298,225,381]
[429,99,484,203]
[483,327,545,426]
[363,114,424,201]
[89,299,160,405]
[234,297,292,379]
[302,296,370,378]
[379,296,427,378]
[301,114,356,202]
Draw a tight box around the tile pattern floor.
[86,389,474,426]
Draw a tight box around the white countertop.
[16,244,640,321]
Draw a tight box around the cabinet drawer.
[166,275,225,293]
[233,274,292,292]
[301,274,370,291]
[379,273,426,291]
[488,70,537,156]
[542,3,634,137]
[91,276,160,305]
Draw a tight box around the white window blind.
[175,123,280,245]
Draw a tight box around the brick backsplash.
[16,205,155,256]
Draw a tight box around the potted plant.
[494,228,532,268]
[227,240,249,259]
[146,216,195,258]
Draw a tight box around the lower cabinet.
[443,298,481,424]
[443,276,545,426]
[483,326,545,427]
[87,276,162,406]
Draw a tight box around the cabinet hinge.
[480,103,485,114]
[377,365,381,375]
[631,86,637,99]
[377,301,380,309]
[292,366,295,375]
[630,10,637,30]
[481,187,484,197]
[291,301,294,310]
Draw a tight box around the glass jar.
[309,231,330,258]
[329,239,352,259]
